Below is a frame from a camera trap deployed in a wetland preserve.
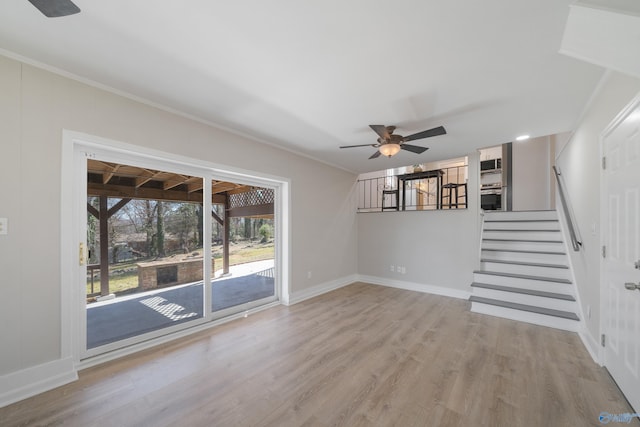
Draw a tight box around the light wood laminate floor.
[1,282,637,426]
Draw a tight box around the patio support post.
[223,192,230,275]
[99,196,110,296]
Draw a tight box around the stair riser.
[481,250,567,265]
[482,240,565,252]
[471,287,576,312]
[484,211,558,221]
[484,221,560,231]
[473,273,573,293]
[479,262,570,280]
[470,302,579,332]
[483,230,562,241]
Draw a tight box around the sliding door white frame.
[61,130,290,368]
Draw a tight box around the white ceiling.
[0,0,604,173]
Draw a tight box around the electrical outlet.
[0,218,7,235]
[307,271,312,279]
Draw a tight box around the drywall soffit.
[560,1,640,79]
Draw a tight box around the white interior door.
[603,97,640,412]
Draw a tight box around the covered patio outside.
[85,160,276,350]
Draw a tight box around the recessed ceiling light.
[516,135,530,141]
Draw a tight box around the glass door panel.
[211,186,277,316]
[85,160,205,351]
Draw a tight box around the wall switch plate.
[0,218,7,235]
[390,265,395,272]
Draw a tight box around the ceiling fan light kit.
[340,124,446,159]
[379,143,401,157]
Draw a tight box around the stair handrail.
[552,166,582,251]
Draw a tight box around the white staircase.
[469,210,581,332]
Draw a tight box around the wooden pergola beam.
[87,203,99,219]
[99,196,109,296]
[163,176,188,191]
[134,171,156,188]
[188,181,204,193]
[108,198,131,217]
[227,203,274,218]
[102,164,121,184]
[223,193,230,275]
[212,182,241,194]
[88,182,226,204]
[211,209,224,226]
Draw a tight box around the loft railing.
[553,166,582,251]
[357,165,468,213]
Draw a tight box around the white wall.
[512,136,552,211]
[357,153,480,297]
[555,71,640,349]
[0,55,358,393]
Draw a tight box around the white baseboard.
[357,275,471,300]
[0,357,78,408]
[579,327,602,365]
[286,274,358,305]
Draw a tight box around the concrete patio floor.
[86,259,275,349]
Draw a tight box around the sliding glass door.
[77,147,280,359]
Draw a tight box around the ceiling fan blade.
[339,143,377,149]
[369,125,391,140]
[403,126,446,142]
[27,0,80,17]
[400,144,429,154]
[369,150,382,159]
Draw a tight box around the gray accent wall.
[357,152,480,295]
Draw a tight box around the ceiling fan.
[340,125,447,159]
[27,0,80,17]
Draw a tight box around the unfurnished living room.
[1,1,640,426]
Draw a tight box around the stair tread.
[484,229,560,232]
[483,238,563,243]
[485,219,558,223]
[484,210,556,214]
[469,296,580,321]
[482,248,566,255]
[480,259,569,269]
[471,282,575,301]
[473,270,572,284]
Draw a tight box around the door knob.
[624,282,640,291]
